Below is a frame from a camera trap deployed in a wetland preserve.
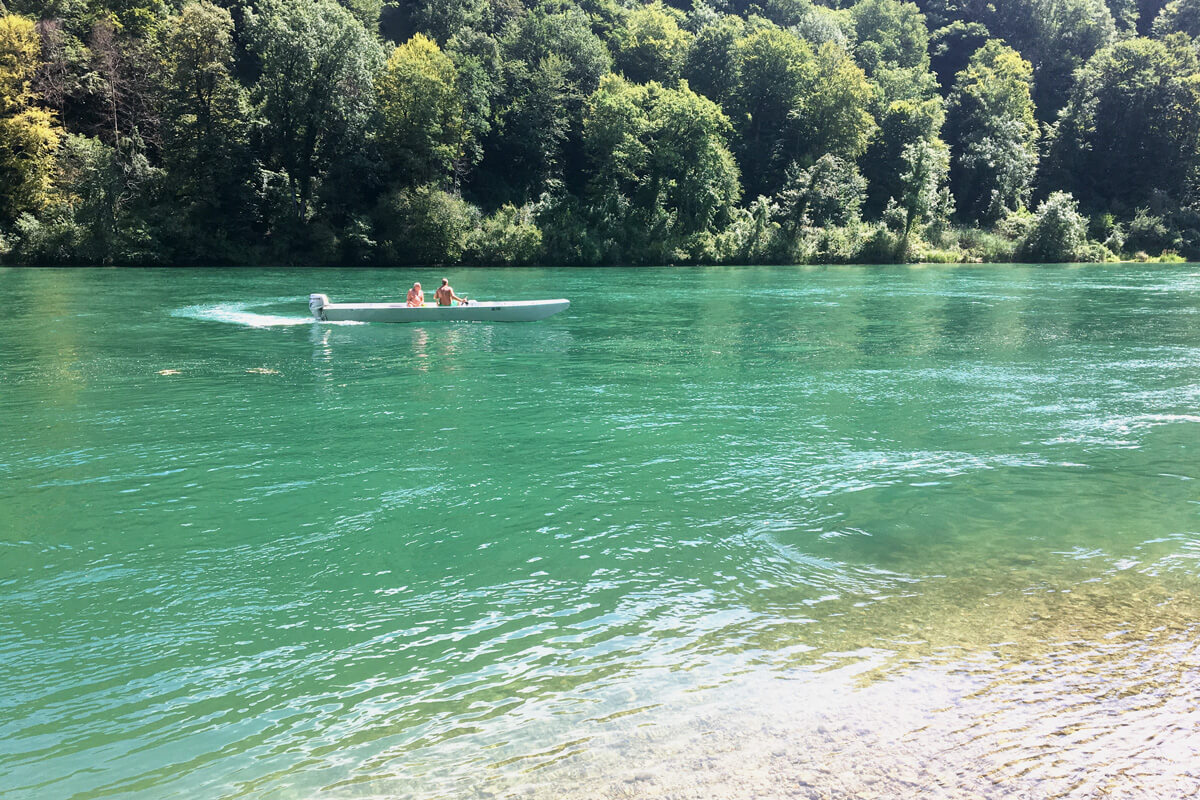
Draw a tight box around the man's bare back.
[435,279,466,306]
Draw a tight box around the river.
[2,265,1199,799]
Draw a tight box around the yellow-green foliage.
[913,245,969,263]
[803,41,876,161]
[0,15,62,223]
[377,33,466,183]
[955,41,1036,134]
[612,2,692,84]
[1133,250,1188,262]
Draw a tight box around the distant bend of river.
[2,265,1199,799]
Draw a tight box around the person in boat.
[406,282,424,307]
[435,278,468,306]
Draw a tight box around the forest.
[3,0,1200,265]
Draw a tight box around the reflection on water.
[0,265,1198,800]
[381,568,1200,800]
[483,624,1200,800]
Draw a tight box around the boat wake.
[172,301,361,328]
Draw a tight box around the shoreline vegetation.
[3,0,1200,267]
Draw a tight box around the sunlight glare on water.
[1,265,1199,799]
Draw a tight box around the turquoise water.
[2,265,1199,799]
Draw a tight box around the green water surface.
[2,265,1199,799]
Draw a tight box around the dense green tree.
[907,0,955,30]
[783,41,876,167]
[374,182,477,264]
[897,136,950,246]
[583,75,740,262]
[742,0,853,46]
[945,41,1038,222]
[774,153,867,228]
[683,13,743,104]
[849,0,946,227]
[377,33,467,185]
[721,193,783,263]
[611,1,692,84]
[850,0,931,76]
[532,187,594,263]
[499,5,611,98]
[337,0,385,31]
[1106,0,1140,30]
[465,202,543,264]
[982,0,1117,119]
[156,1,254,259]
[8,0,1200,265]
[14,132,160,265]
[158,3,247,165]
[394,0,488,44]
[445,29,502,177]
[860,96,944,216]
[843,0,944,226]
[1124,206,1177,252]
[868,55,940,109]
[650,78,741,239]
[481,4,610,202]
[247,0,383,220]
[1043,36,1200,213]
[485,53,571,202]
[753,0,816,28]
[1151,0,1200,35]
[793,2,855,46]
[726,22,814,197]
[1017,190,1089,260]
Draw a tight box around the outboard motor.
[309,293,329,320]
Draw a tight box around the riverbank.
[4,211,1191,268]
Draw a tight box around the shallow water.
[2,265,1199,799]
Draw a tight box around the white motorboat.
[308,294,569,323]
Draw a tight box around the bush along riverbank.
[4,0,1200,266]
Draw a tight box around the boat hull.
[311,296,569,323]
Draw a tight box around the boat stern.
[309,293,330,320]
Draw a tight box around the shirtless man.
[434,278,467,306]
[406,282,424,307]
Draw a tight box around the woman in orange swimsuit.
[406,282,424,307]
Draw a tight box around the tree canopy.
[5,0,1200,265]
[0,14,61,223]
[1044,36,1200,214]
[945,41,1038,222]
